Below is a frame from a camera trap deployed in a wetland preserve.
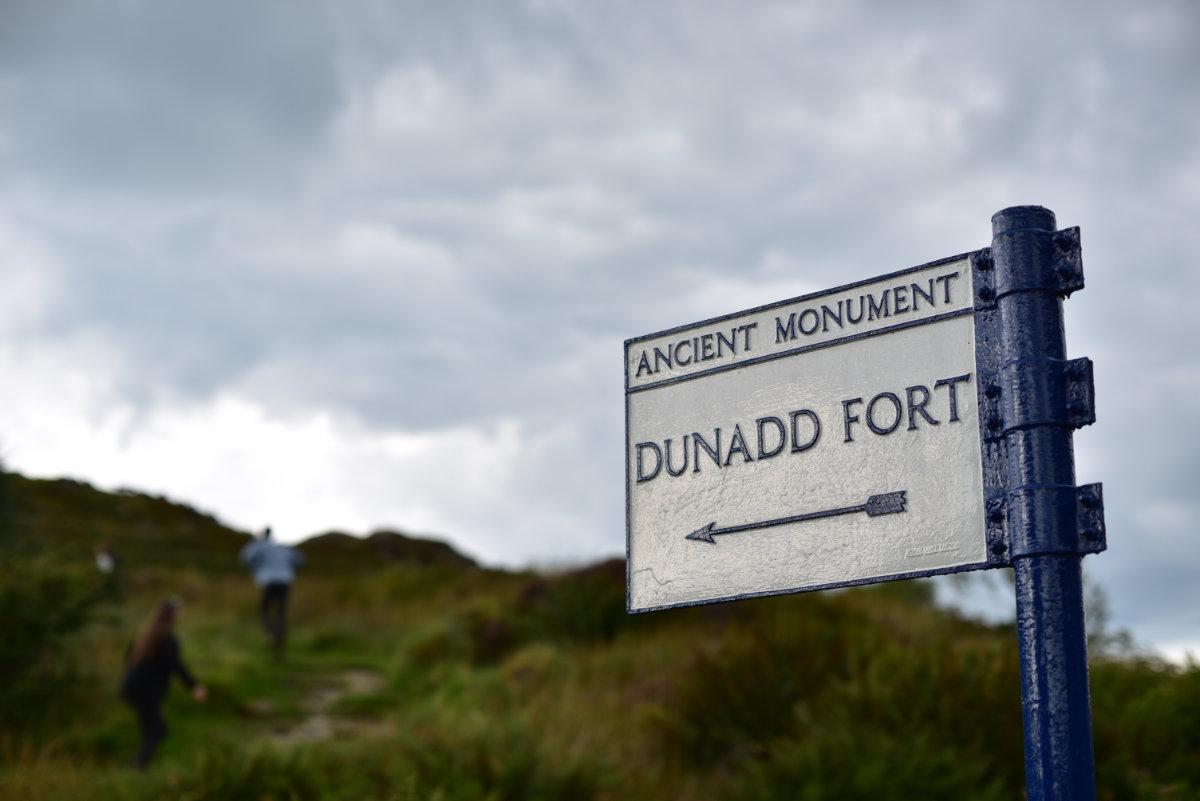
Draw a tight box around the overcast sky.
[1,0,1197,656]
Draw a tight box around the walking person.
[239,526,305,655]
[120,598,207,769]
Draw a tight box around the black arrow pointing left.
[686,490,908,544]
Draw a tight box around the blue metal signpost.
[625,204,1105,798]
[989,206,1101,800]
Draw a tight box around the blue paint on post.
[992,206,1097,801]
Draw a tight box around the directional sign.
[625,254,991,612]
[626,207,1108,800]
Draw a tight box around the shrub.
[516,559,628,644]
[661,586,1026,796]
[726,723,1006,801]
[177,742,331,801]
[1092,657,1200,798]
[399,720,603,801]
[663,593,860,764]
[0,555,103,738]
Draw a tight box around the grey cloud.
[1,0,1198,636]
[0,0,340,195]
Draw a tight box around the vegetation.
[0,471,1197,800]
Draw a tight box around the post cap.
[991,205,1056,236]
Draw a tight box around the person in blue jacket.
[239,526,305,655]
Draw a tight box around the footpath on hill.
[267,669,389,746]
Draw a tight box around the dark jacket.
[120,634,196,706]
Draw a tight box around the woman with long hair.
[120,598,206,768]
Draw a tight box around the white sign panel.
[626,256,988,612]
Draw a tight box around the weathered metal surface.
[991,205,1098,801]
[625,256,990,612]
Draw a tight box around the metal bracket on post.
[995,225,1085,300]
[992,357,1096,434]
[981,482,1107,565]
[1005,484,1108,559]
[973,245,1012,568]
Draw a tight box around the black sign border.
[625,247,1003,614]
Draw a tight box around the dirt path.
[269,669,390,745]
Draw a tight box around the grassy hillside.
[1,473,475,575]
[1,472,1198,800]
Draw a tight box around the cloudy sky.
[1,1,1197,654]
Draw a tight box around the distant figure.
[120,598,206,769]
[94,541,120,596]
[94,542,117,575]
[239,526,305,655]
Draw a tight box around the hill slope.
[2,471,1198,801]
[2,472,475,574]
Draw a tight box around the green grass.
[2,472,1199,800]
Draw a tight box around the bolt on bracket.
[985,495,1010,565]
[1052,226,1084,297]
[1076,483,1106,555]
[972,248,998,310]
